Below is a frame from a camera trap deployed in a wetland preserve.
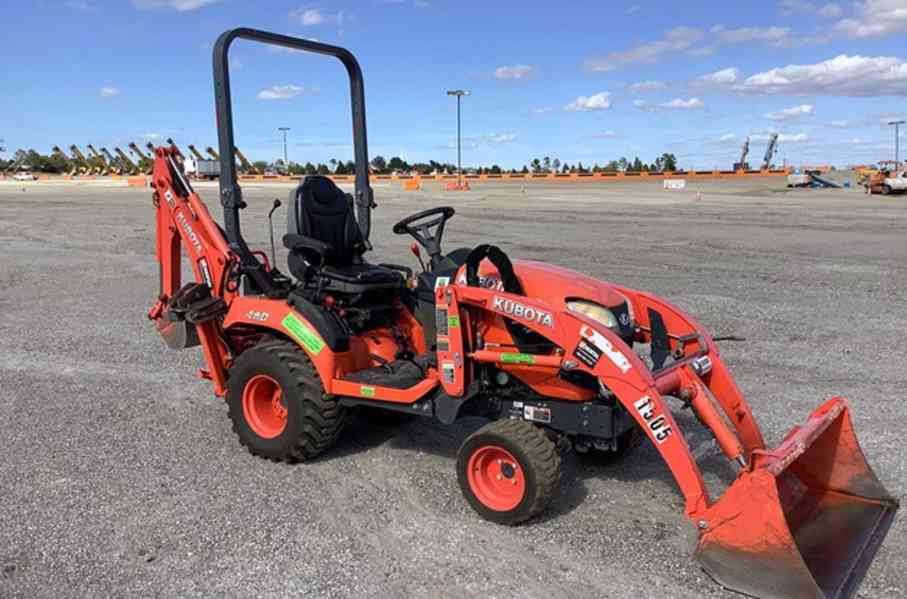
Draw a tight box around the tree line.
[2,150,679,175]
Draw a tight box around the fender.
[223,296,337,392]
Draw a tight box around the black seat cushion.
[287,175,364,268]
[322,264,402,286]
[286,176,403,291]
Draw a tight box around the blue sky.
[2,0,907,169]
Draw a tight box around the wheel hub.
[467,445,525,511]
[242,374,287,439]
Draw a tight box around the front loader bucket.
[696,398,898,599]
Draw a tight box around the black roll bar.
[212,28,374,296]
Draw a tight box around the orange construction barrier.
[403,176,422,191]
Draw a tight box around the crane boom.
[100,147,123,174]
[114,147,140,175]
[234,146,259,174]
[128,142,153,174]
[86,144,111,175]
[187,144,206,161]
[51,145,77,175]
[733,136,750,171]
[71,145,101,175]
[761,133,779,170]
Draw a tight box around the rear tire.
[226,340,346,462]
[457,419,560,525]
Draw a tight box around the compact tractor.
[148,29,897,599]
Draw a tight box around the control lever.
[410,243,427,272]
[268,199,282,266]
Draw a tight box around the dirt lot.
[1,176,904,598]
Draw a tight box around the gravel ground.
[0,177,904,599]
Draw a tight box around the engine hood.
[456,259,629,310]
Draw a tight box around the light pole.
[278,127,290,170]
[446,90,470,189]
[888,120,905,169]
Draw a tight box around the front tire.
[457,419,560,525]
[226,340,346,462]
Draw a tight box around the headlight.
[566,300,618,330]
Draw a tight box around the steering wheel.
[392,206,455,267]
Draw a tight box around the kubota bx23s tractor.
[148,29,897,599]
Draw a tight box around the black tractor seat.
[284,175,403,292]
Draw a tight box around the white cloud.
[142,133,162,140]
[628,79,668,92]
[736,55,907,96]
[626,4,640,13]
[779,0,842,17]
[687,45,716,57]
[635,97,704,112]
[710,24,790,45]
[700,67,740,85]
[294,7,323,25]
[453,133,517,149]
[719,133,737,142]
[835,1,907,38]
[819,3,842,17]
[494,65,534,80]
[66,1,97,10]
[764,104,814,120]
[257,84,317,100]
[664,97,704,109]
[132,0,220,11]
[565,92,611,111]
[99,86,120,98]
[584,26,703,71]
[290,6,345,26]
[750,132,809,143]
[828,119,860,128]
[593,130,623,139]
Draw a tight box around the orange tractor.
[148,28,897,599]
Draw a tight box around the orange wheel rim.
[466,445,525,511]
[242,374,287,439]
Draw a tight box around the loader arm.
[450,280,897,598]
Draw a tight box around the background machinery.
[147,28,897,599]
[2,149,28,174]
[86,144,111,175]
[128,142,153,174]
[100,147,123,175]
[114,147,141,175]
[69,145,99,175]
[50,145,77,175]
[761,133,779,170]
[235,145,260,174]
[733,136,750,171]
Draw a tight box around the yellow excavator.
[114,147,141,175]
[86,144,112,175]
[70,145,101,175]
[128,142,153,174]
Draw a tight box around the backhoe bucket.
[696,398,898,599]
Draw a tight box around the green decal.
[282,313,325,355]
[448,315,460,328]
[361,386,376,398]
[501,352,535,365]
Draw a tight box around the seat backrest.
[287,175,364,267]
